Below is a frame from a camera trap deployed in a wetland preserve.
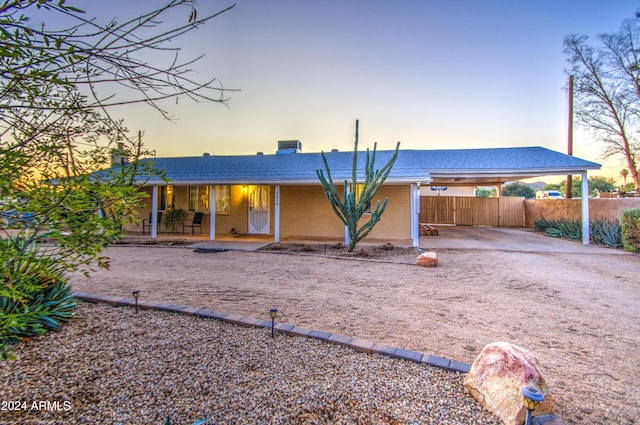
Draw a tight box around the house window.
[158,185,175,211]
[215,185,230,213]
[354,184,372,214]
[188,185,210,211]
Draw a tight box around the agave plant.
[590,220,623,248]
[1,283,76,343]
[1,236,77,359]
[535,217,624,248]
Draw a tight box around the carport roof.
[420,146,601,185]
[136,146,600,186]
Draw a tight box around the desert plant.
[590,220,623,248]
[317,120,399,252]
[533,216,552,233]
[1,282,76,340]
[536,218,582,240]
[1,238,77,359]
[620,208,640,252]
[164,209,185,234]
[534,217,624,248]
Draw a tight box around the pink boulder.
[464,342,555,425]
[416,251,438,267]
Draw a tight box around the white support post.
[581,172,590,245]
[411,183,420,247]
[209,185,216,240]
[496,184,503,227]
[274,185,281,243]
[151,186,158,239]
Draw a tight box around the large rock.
[464,342,555,425]
[416,251,438,267]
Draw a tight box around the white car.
[536,190,565,200]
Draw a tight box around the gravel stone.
[0,302,501,425]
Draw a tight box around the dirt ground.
[70,231,640,425]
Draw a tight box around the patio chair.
[142,211,162,235]
[183,211,204,235]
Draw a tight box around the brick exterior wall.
[280,184,411,240]
[128,183,412,241]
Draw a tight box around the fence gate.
[419,196,524,227]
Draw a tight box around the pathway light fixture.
[269,308,278,338]
[520,385,544,425]
[132,290,140,314]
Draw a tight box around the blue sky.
[75,1,638,180]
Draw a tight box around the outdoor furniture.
[183,211,204,235]
[142,211,162,235]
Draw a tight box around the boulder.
[416,251,438,267]
[464,342,555,425]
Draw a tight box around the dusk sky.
[80,1,638,181]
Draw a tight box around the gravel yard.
[0,302,500,425]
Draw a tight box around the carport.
[416,147,601,244]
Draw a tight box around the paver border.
[73,291,471,373]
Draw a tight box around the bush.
[534,217,582,240]
[1,237,77,359]
[534,217,623,248]
[590,220,623,249]
[621,208,640,252]
[164,208,185,234]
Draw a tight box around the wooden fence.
[420,196,525,227]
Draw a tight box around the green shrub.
[534,217,582,240]
[621,208,640,252]
[1,282,76,340]
[590,220,623,248]
[164,208,185,234]
[534,217,623,248]
[1,237,77,359]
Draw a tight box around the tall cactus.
[317,120,400,251]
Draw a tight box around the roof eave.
[143,177,432,186]
[428,165,601,178]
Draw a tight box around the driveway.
[420,226,625,254]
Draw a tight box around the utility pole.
[566,75,574,199]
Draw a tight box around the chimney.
[276,140,302,155]
[111,142,129,167]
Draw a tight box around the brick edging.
[72,291,471,374]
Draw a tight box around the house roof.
[137,146,600,186]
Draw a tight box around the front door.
[248,185,270,234]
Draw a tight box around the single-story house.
[125,141,600,246]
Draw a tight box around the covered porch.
[128,182,422,246]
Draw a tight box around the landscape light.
[132,290,140,314]
[269,308,278,338]
[520,385,544,425]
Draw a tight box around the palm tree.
[621,168,629,187]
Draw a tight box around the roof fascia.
[428,166,601,178]
[144,177,432,186]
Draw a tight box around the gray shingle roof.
[137,146,600,185]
